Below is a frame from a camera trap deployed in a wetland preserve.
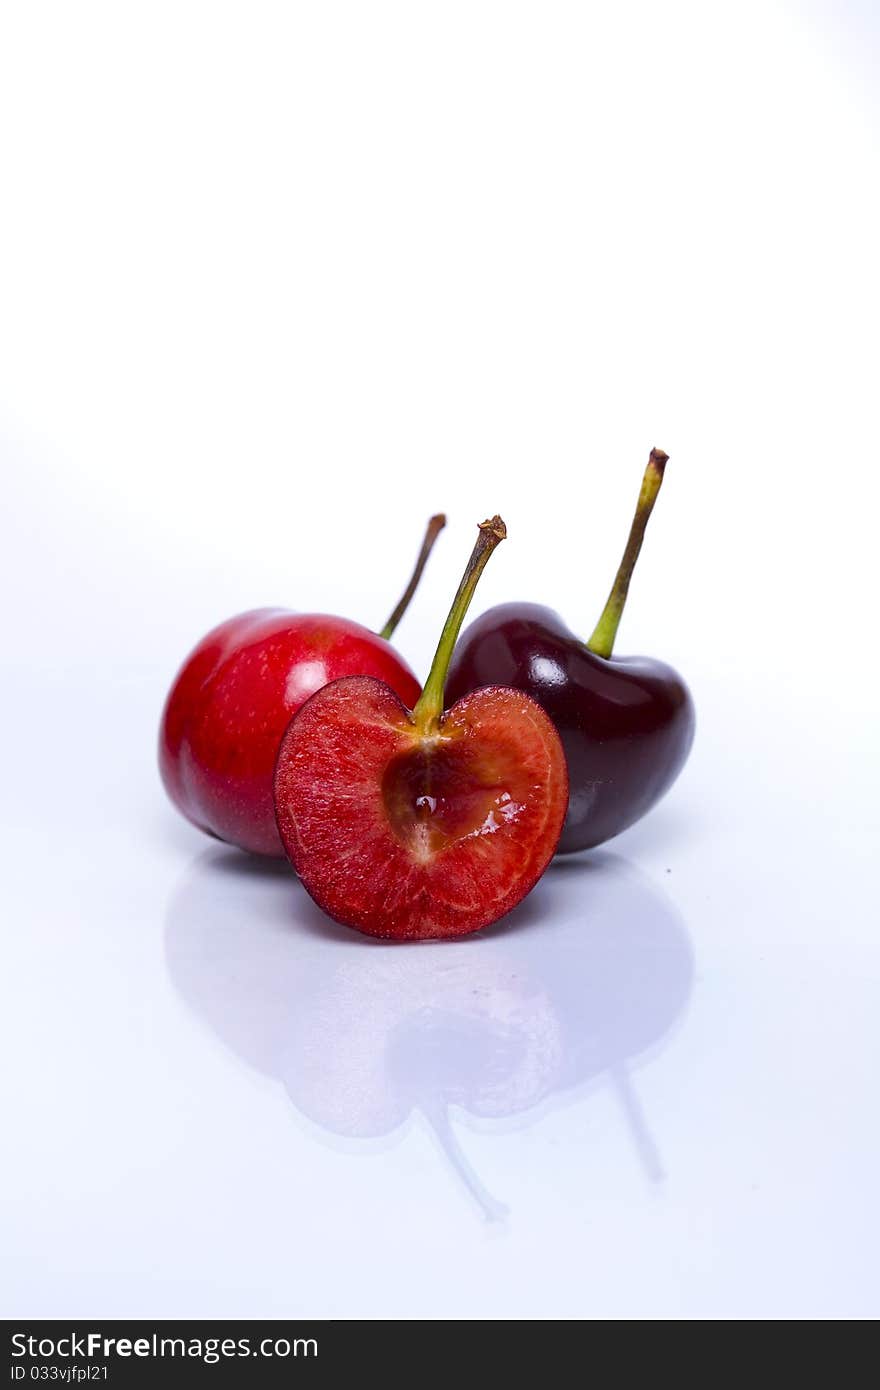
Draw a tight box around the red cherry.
[274,518,568,940]
[159,516,445,857]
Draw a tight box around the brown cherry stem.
[379,513,447,641]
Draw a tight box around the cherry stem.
[587,447,669,659]
[379,513,447,641]
[414,516,507,730]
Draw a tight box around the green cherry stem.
[379,513,447,641]
[587,447,669,659]
[414,516,507,731]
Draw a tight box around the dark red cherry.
[446,600,693,852]
[446,450,694,853]
[160,514,445,857]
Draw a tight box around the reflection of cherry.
[165,851,693,1219]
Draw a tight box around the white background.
[1,1,878,1319]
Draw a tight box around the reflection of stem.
[421,1103,510,1223]
[610,1064,664,1184]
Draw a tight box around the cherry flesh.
[446,450,694,852]
[273,519,568,940]
[159,515,444,857]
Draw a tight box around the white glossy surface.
[1,1,879,1320]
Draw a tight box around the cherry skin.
[273,519,569,940]
[159,516,443,857]
[446,602,693,852]
[446,449,695,853]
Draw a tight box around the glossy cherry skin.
[445,602,694,853]
[159,608,421,857]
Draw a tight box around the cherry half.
[159,514,445,857]
[446,450,695,853]
[274,518,569,940]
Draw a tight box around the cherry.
[159,514,445,857]
[274,518,569,939]
[446,450,695,852]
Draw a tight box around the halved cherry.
[274,518,568,941]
